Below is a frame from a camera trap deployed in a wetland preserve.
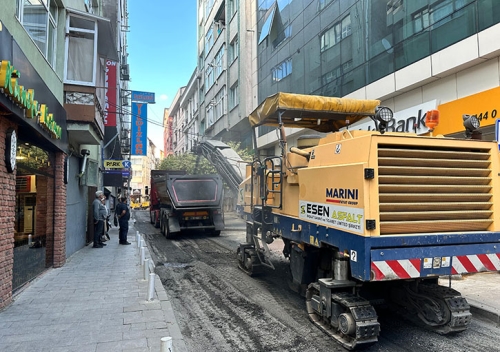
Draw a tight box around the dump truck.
[236,92,500,350]
[148,170,224,238]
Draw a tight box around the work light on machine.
[375,106,393,123]
[373,106,393,134]
[463,114,480,138]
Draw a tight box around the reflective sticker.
[351,250,357,262]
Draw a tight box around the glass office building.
[258,0,500,99]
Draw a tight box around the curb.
[469,303,500,326]
[132,224,188,352]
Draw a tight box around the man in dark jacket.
[115,196,131,245]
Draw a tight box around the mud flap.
[213,213,224,231]
[168,216,181,233]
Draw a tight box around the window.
[206,104,215,127]
[16,0,58,68]
[65,14,97,84]
[259,6,276,44]
[272,58,292,82]
[229,0,239,18]
[318,0,334,11]
[199,86,205,103]
[273,24,292,48]
[205,28,214,56]
[214,86,226,120]
[205,0,215,18]
[320,15,352,52]
[412,0,473,33]
[228,36,239,63]
[205,64,214,88]
[214,45,225,78]
[229,82,239,110]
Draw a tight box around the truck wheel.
[165,221,175,239]
[210,231,221,237]
[160,216,165,236]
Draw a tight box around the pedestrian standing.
[100,196,111,242]
[115,196,131,245]
[92,191,106,248]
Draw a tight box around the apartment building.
[0,0,129,308]
[130,138,159,193]
[190,0,257,151]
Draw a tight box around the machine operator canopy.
[248,92,381,133]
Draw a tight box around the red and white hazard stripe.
[452,253,500,274]
[371,259,421,281]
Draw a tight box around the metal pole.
[160,336,173,352]
[143,258,149,280]
[147,273,155,301]
[140,246,145,264]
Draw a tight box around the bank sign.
[299,201,364,235]
[347,100,438,134]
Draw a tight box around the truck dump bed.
[154,173,222,209]
[166,174,223,209]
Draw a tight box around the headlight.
[463,114,480,131]
[375,106,393,123]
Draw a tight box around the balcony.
[64,84,105,146]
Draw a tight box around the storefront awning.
[66,8,119,61]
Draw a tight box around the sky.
[127,1,198,153]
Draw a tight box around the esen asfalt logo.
[299,200,364,234]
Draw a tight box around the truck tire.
[165,219,175,239]
[160,215,166,236]
[210,230,221,237]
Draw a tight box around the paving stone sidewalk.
[0,222,187,352]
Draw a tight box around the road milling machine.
[237,92,500,350]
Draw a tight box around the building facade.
[255,0,500,149]
[190,0,257,151]
[0,0,129,309]
[130,138,158,193]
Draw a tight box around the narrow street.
[133,210,500,352]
